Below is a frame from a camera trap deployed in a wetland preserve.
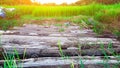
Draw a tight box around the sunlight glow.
[32,0,78,4]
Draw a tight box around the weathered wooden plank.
[16,57,120,68]
[0,56,120,68]
[1,35,119,48]
[2,45,120,57]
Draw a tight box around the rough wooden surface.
[0,56,120,68]
[9,57,120,68]
[0,24,120,68]
[1,35,119,47]
[3,45,120,57]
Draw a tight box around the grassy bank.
[4,5,100,17]
[0,3,120,37]
[3,3,120,17]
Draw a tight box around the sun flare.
[32,0,78,4]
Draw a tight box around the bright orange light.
[32,0,78,4]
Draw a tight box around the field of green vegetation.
[4,3,120,17]
[0,3,120,37]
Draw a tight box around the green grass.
[1,47,27,68]
[57,40,65,58]
[59,28,65,32]
[3,3,119,17]
[4,4,103,17]
[0,20,17,31]
[100,42,120,68]
[2,48,23,68]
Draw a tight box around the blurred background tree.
[74,0,120,5]
[74,0,95,5]
[0,0,32,5]
[60,3,68,6]
[96,0,120,4]
[44,3,56,6]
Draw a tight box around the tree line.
[75,0,120,5]
[0,0,32,5]
[0,0,120,5]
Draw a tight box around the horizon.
[31,0,78,4]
